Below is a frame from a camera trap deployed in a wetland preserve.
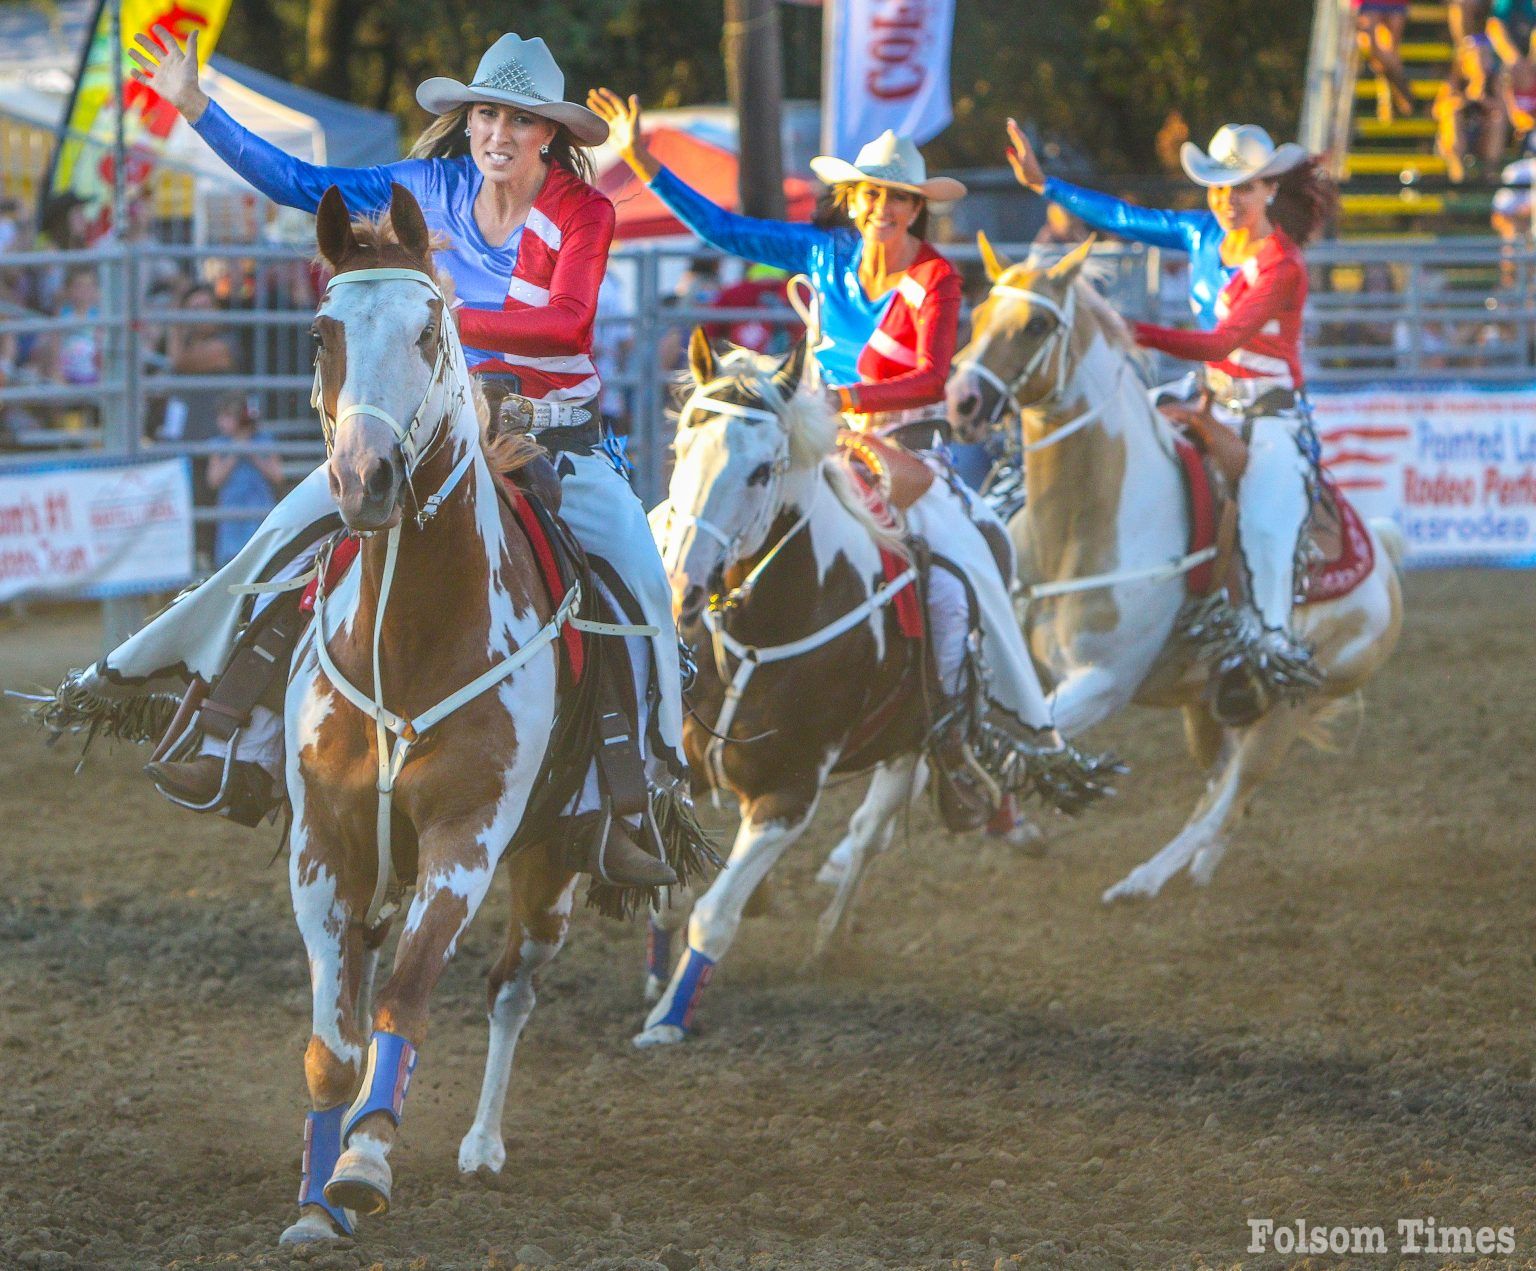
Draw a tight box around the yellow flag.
[44,0,234,231]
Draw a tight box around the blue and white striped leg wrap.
[655,946,715,1032]
[298,1105,353,1235]
[343,1031,417,1145]
[646,919,672,983]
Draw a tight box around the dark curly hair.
[1268,158,1337,247]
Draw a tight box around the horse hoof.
[642,974,665,1005]
[815,858,847,887]
[323,1147,392,1217]
[278,1208,349,1246]
[631,1023,687,1049]
[457,1126,506,1174]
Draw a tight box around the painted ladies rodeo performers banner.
[1311,383,1536,568]
[0,458,193,603]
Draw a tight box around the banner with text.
[1312,383,1536,568]
[825,0,954,160]
[0,458,194,602]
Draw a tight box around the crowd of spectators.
[1427,0,1536,182]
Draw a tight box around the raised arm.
[457,197,616,357]
[1004,116,1204,254]
[129,23,420,215]
[588,86,827,275]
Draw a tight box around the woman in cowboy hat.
[1007,119,1338,727]
[97,30,690,888]
[589,88,1107,831]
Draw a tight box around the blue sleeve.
[648,167,827,274]
[1042,177,1209,254]
[192,100,434,216]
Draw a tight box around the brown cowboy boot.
[566,816,678,888]
[145,753,273,810]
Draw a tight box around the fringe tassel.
[968,718,1124,817]
[24,671,179,757]
[582,784,723,922]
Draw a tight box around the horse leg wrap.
[342,1031,418,1145]
[655,946,716,1032]
[645,919,673,983]
[297,1105,354,1236]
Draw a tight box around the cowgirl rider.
[1008,120,1336,726]
[84,32,689,887]
[590,89,1106,823]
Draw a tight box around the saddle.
[1168,400,1375,607]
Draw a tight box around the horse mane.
[681,350,906,554]
[1005,255,1141,359]
[321,215,537,475]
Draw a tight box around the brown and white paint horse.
[637,333,936,1046]
[279,185,581,1243]
[947,237,1405,902]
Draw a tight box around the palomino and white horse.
[275,186,604,1241]
[947,237,1404,901]
[638,330,1107,1047]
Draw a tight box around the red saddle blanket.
[297,483,585,679]
[837,455,925,641]
[1174,439,1375,607]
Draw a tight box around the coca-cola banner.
[825,0,955,160]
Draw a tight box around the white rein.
[308,266,648,930]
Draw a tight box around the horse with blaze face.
[277,184,585,1242]
[638,331,1043,1047]
[947,237,1405,902]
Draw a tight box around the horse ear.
[316,186,356,270]
[978,231,1011,283]
[388,183,432,261]
[688,326,718,385]
[772,339,808,398]
[1045,233,1098,282]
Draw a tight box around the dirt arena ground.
[0,569,1532,1271]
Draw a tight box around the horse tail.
[1299,689,1364,754]
[1370,517,1406,573]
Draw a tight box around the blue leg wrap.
[342,1030,418,1145]
[655,946,715,1032]
[298,1105,353,1235]
[646,919,672,983]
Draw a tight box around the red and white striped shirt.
[1134,226,1307,397]
[457,165,615,404]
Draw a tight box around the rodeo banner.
[824,0,955,159]
[0,457,194,603]
[1312,382,1536,569]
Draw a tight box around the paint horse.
[946,237,1405,902]
[279,186,588,1243]
[639,331,1096,1046]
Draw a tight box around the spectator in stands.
[1450,0,1491,44]
[1355,0,1418,122]
[206,393,282,567]
[1502,47,1536,149]
[1435,33,1507,180]
[1489,0,1536,65]
[0,199,21,255]
[53,266,102,388]
[1492,156,1536,283]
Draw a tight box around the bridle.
[311,266,472,530]
[951,283,1118,453]
[665,389,795,572]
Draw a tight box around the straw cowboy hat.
[810,131,967,202]
[1180,124,1308,188]
[416,34,609,146]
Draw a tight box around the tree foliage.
[215,0,1311,174]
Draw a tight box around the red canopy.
[598,127,819,240]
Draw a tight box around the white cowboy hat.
[809,131,967,202]
[1179,124,1308,188]
[416,34,608,147]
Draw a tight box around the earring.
[464,126,471,137]
[540,144,550,158]
[1266,195,1276,206]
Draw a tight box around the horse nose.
[363,457,394,503]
